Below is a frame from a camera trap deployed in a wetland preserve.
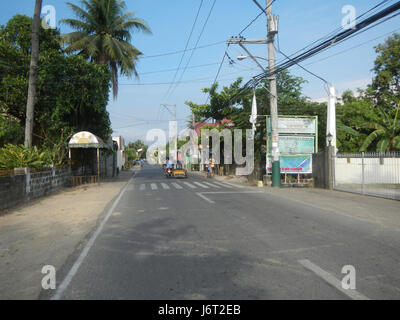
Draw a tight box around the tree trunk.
[24,0,43,148]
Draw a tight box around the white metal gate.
[334,152,400,201]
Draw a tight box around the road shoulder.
[0,170,134,300]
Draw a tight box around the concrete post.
[327,146,335,190]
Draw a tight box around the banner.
[267,155,312,174]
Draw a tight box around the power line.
[138,62,220,76]
[167,0,218,100]
[277,0,393,63]
[239,0,276,35]
[163,0,204,99]
[204,46,229,104]
[263,1,400,81]
[140,40,226,59]
[229,1,400,106]
[302,27,400,67]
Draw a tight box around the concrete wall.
[0,167,71,211]
[312,147,334,189]
[335,157,400,184]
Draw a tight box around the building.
[112,136,126,172]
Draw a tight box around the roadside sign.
[267,155,312,174]
[267,117,317,134]
[268,136,315,154]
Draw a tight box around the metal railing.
[334,152,400,200]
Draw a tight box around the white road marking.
[127,185,134,191]
[193,182,209,188]
[220,181,244,188]
[183,182,197,189]
[196,192,215,204]
[211,181,233,188]
[150,183,158,190]
[298,259,370,300]
[202,182,221,188]
[139,184,146,191]
[51,176,134,300]
[196,191,263,204]
[171,182,183,189]
[161,183,170,190]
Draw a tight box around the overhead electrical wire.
[167,0,218,100]
[140,40,226,59]
[239,0,276,36]
[229,1,400,105]
[163,0,204,99]
[279,0,393,63]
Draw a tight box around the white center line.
[298,259,370,300]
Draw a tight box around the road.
[50,164,400,300]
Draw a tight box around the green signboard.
[267,117,317,134]
[268,136,315,154]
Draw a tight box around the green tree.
[369,33,400,111]
[0,15,112,157]
[61,0,151,99]
[127,140,148,159]
[360,104,400,152]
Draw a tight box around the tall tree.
[61,0,151,99]
[24,0,42,148]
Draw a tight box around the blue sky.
[1,0,400,143]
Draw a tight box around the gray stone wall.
[0,167,71,211]
[0,174,25,211]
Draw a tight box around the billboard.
[266,155,312,174]
[267,117,317,134]
[268,136,315,154]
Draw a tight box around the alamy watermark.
[145,122,255,176]
[41,5,57,30]
[341,5,357,30]
[341,264,356,290]
[41,265,56,290]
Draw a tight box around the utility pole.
[161,104,178,162]
[266,0,280,187]
[24,0,43,148]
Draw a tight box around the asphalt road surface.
[50,164,400,300]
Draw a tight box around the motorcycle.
[165,167,173,178]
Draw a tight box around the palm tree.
[360,104,400,152]
[25,0,43,148]
[61,0,151,99]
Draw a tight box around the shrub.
[0,144,46,170]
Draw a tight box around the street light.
[237,55,268,62]
[327,133,333,147]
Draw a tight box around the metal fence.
[334,152,400,200]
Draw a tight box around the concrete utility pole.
[266,0,280,187]
[161,104,178,162]
[24,0,43,148]
[326,85,337,151]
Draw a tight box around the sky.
[1,0,400,144]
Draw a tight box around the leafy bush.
[0,144,46,170]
